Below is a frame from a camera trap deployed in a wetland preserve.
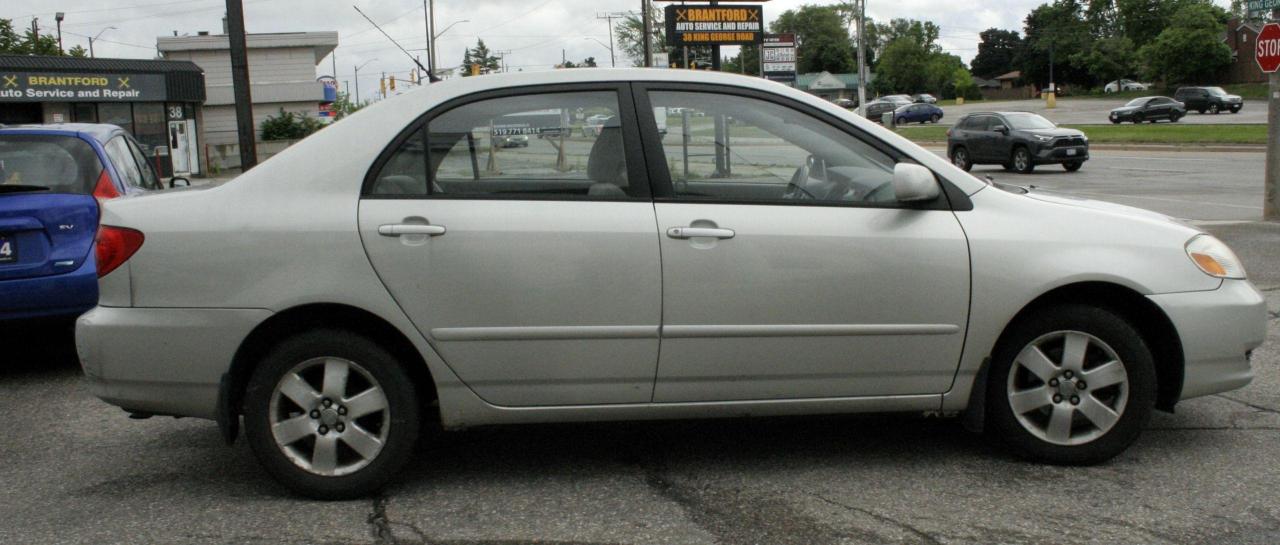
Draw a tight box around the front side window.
[649,91,899,205]
[104,136,145,190]
[368,90,637,199]
[125,136,163,190]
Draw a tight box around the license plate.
[0,234,15,263]
[1067,149,1077,156]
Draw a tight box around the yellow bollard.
[956,97,965,105]
[1046,91,1056,109]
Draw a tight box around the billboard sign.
[665,4,764,46]
[0,72,166,102]
[761,33,797,83]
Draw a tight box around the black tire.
[243,329,421,500]
[1231,107,1241,114]
[986,304,1156,465]
[896,117,907,126]
[930,114,940,124]
[951,147,973,171]
[1197,108,1206,114]
[1209,103,1220,114]
[1063,161,1083,172]
[1132,113,1144,124]
[1170,112,1181,123]
[1012,146,1035,174]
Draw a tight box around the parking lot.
[936,98,1268,126]
[3,148,1279,544]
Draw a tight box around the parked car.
[831,97,858,109]
[1108,96,1186,124]
[894,102,944,124]
[0,123,182,327]
[1173,86,1243,114]
[863,100,896,123]
[912,93,938,104]
[581,114,613,136]
[78,70,1264,499]
[1103,79,1149,93]
[947,112,1088,173]
[493,134,529,148]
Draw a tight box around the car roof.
[0,122,124,144]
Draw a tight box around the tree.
[771,5,855,74]
[1085,0,1120,38]
[1139,3,1232,84]
[722,45,760,76]
[461,39,501,76]
[1071,36,1139,85]
[1115,0,1223,48]
[970,28,1022,79]
[953,68,980,100]
[874,38,931,93]
[560,57,598,69]
[331,92,366,119]
[67,44,88,57]
[1020,0,1093,87]
[0,18,69,55]
[616,4,673,67]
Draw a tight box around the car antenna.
[352,5,439,83]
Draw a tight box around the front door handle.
[667,227,735,239]
[378,224,446,237]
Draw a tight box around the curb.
[910,141,1265,153]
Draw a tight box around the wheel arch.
[217,302,439,444]
[966,281,1185,431]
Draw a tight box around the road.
[2,149,1278,544]
[934,97,1268,126]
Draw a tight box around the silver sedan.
[76,69,1266,499]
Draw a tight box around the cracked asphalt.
[3,217,1280,544]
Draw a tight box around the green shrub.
[260,108,324,141]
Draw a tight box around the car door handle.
[378,224,446,237]
[667,227,735,239]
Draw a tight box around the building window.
[71,103,98,123]
[98,103,133,134]
[132,103,167,157]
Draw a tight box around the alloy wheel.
[269,357,390,477]
[1014,149,1030,172]
[1006,331,1129,446]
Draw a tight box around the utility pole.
[597,12,626,68]
[225,0,258,170]
[855,0,867,116]
[424,0,434,78]
[495,50,511,72]
[710,0,720,71]
[1268,7,1280,220]
[641,0,652,67]
[55,13,65,54]
[31,18,40,50]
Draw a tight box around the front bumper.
[1148,279,1267,401]
[1033,144,1089,164]
[76,306,272,419]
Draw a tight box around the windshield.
[1124,98,1148,107]
[1207,87,1228,96]
[0,135,104,195]
[1005,113,1056,130]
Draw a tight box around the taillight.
[92,169,119,202]
[95,226,144,278]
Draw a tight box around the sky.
[2,0,1229,101]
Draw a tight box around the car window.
[427,91,635,199]
[1004,113,1055,130]
[125,136,163,190]
[103,136,146,190]
[649,90,900,205]
[0,134,104,194]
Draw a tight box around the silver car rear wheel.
[1006,331,1129,447]
[269,357,390,477]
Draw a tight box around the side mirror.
[994,125,1009,134]
[168,177,191,189]
[893,163,940,202]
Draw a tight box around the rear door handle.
[378,224,446,237]
[666,227,735,239]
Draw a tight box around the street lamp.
[55,12,64,54]
[354,58,377,104]
[89,26,116,58]
[428,19,468,78]
[584,37,615,67]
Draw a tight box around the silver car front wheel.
[1006,331,1129,446]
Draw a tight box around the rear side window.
[0,135,104,194]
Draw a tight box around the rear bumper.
[75,306,272,419]
[0,258,96,322]
[1147,279,1268,401]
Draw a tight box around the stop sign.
[1257,23,1280,73]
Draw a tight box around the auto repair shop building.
[0,54,206,176]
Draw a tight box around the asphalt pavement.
[3,149,1279,544]
[934,97,1267,126]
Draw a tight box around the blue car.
[893,102,944,125]
[0,123,169,326]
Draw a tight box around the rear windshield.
[0,135,104,195]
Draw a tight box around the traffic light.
[390,75,396,91]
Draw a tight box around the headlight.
[1185,234,1246,279]
[1034,134,1053,142]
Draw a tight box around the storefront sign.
[665,4,764,46]
[0,72,166,102]
[761,33,797,83]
